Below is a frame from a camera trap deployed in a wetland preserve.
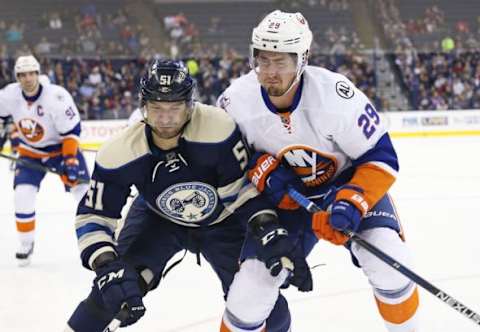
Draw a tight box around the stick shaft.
[287,187,480,326]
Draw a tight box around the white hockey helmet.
[250,10,313,80]
[14,55,41,76]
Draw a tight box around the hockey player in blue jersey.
[64,60,306,331]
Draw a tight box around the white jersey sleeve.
[319,75,387,160]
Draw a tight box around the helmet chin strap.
[280,52,308,97]
[279,73,301,97]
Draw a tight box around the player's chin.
[23,86,36,93]
[154,127,182,139]
[266,87,287,97]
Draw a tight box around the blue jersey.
[75,103,272,269]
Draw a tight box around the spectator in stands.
[35,37,54,55]
[0,20,6,32]
[441,35,455,52]
[5,22,24,43]
[49,12,62,30]
[88,66,102,86]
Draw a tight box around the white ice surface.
[1,136,480,332]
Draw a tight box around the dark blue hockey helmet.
[140,59,195,107]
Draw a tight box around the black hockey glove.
[289,248,313,292]
[249,213,295,277]
[93,254,145,327]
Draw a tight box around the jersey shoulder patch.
[335,80,355,99]
[183,103,236,143]
[96,122,149,169]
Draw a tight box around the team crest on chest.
[18,118,45,142]
[279,145,337,187]
[156,182,218,223]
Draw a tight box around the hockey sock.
[375,283,420,332]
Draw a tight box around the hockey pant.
[67,196,290,332]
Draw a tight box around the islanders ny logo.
[156,182,218,223]
[279,146,338,187]
[18,118,45,142]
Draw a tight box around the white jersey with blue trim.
[218,66,398,191]
[0,78,81,153]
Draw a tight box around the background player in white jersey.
[0,55,90,266]
[217,10,420,332]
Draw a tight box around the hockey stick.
[0,151,89,185]
[102,306,130,332]
[103,269,154,331]
[287,187,480,327]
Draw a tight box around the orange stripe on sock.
[220,320,231,332]
[16,220,35,232]
[375,288,419,324]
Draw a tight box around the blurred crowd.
[0,49,380,119]
[376,0,480,110]
[1,0,480,113]
[0,3,150,58]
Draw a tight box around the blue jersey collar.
[260,75,304,114]
[22,84,43,103]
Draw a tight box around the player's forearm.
[346,163,396,212]
[347,133,399,210]
[75,213,118,269]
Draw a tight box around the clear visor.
[250,49,298,76]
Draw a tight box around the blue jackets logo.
[156,182,218,223]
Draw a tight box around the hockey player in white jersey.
[218,10,420,332]
[0,55,90,266]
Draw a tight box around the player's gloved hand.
[311,185,367,245]
[289,247,313,292]
[311,211,350,245]
[93,255,146,327]
[61,155,80,186]
[327,184,367,232]
[9,128,20,154]
[247,153,303,210]
[249,213,295,277]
